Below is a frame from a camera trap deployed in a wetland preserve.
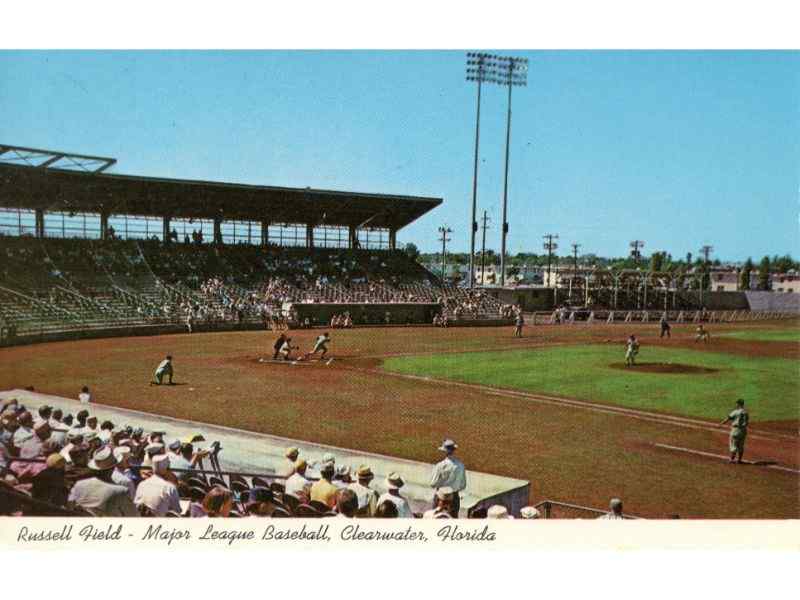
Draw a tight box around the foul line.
[653,443,800,474]
[343,365,797,444]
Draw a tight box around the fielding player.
[695,324,710,343]
[151,355,174,385]
[279,337,298,361]
[625,334,639,367]
[659,315,671,338]
[304,332,331,360]
[720,399,749,463]
[513,312,524,338]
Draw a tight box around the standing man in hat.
[513,311,525,338]
[152,355,175,385]
[430,439,467,518]
[68,447,137,516]
[721,399,749,463]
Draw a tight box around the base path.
[653,443,800,475]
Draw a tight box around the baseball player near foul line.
[303,332,331,361]
[721,399,749,463]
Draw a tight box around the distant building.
[771,272,800,293]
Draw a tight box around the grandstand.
[0,144,510,342]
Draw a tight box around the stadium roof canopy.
[0,144,442,231]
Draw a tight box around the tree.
[403,243,420,261]
[757,256,771,290]
[685,252,693,266]
[740,257,753,290]
[649,251,665,272]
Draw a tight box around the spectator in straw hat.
[134,454,181,516]
[68,447,137,516]
[430,438,466,518]
[310,461,339,509]
[280,447,300,477]
[378,472,413,518]
[520,506,541,519]
[285,458,311,501]
[333,464,353,489]
[348,465,379,516]
[423,486,454,519]
[487,505,513,519]
[19,421,55,459]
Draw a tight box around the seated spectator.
[377,473,413,518]
[597,498,625,520]
[310,461,339,509]
[12,411,34,448]
[333,465,352,489]
[348,465,379,517]
[487,505,513,519]
[98,420,115,444]
[519,506,541,519]
[280,446,299,478]
[34,405,53,428]
[334,488,358,518]
[78,386,92,404]
[201,485,233,518]
[111,447,135,499]
[32,453,68,507]
[134,455,181,516]
[1,415,19,451]
[19,421,56,459]
[243,487,277,517]
[69,409,89,437]
[285,459,310,500]
[60,432,83,464]
[49,409,67,447]
[374,499,399,518]
[423,486,454,519]
[68,447,137,516]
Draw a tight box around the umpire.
[272,333,287,360]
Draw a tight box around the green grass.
[382,345,800,421]
[719,329,800,343]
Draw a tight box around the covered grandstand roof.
[0,145,442,230]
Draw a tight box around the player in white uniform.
[151,355,174,385]
[304,332,331,361]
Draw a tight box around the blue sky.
[1,50,797,260]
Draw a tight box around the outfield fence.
[528,309,799,326]
[533,500,640,519]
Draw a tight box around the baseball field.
[1,319,797,518]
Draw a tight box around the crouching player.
[151,355,174,385]
[303,332,331,361]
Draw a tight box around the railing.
[534,499,640,519]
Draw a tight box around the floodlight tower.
[466,52,528,288]
[438,225,453,281]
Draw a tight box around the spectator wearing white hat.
[112,446,136,500]
[430,439,466,518]
[597,498,625,520]
[520,506,541,519]
[348,465,379,516]
[423,487,454,519]
[134,454,181,516]
[377,472,413,518]
[67,447,137,516]
[487,505,513,519]
[333,464,353,489]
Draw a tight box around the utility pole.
[438,226,453,282]
[480,211,491,286]
[699,244,713,307]
[543,234,559,288]
[629,240,645,266]
[570,242,581,303]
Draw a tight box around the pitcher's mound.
[609,362,718,374]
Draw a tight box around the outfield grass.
[383,344,800,421]
[719,329,800,343]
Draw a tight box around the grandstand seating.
[0,236,508,337]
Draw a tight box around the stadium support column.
[35,209,44,238]
[163,215,171,244]
[306,223,314,248]
[100,211,109,240]
[389,228,396,251]
[213,217,222,245]
[261,221,268,246]
[349,225,357,249]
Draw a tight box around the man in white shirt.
[430,439,467,518]
[12,411,35,448]
[423,487,454,519]
[112,446,136,500]
[377,472,413,518]
[597,498,625,520]
[278,447,299,478]
[68,447,137,517]
[348,465,379,517]
[60,432,84,464]
[97,420,115,444]
[69,409,90,437]
[49,408,68,448]
[19,421,57,459]
[151,355,174,385]
[285,458,311,500]
[134,454,181,516]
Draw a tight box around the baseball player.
[278,337,298,361]
[185,310,194,334]
[272,333,287,360]
[695,324,710,343]
[625,334,639,367]
[513,312,524,338]
[659,315,671,338]
[304,332,331,361]
[151,355,174,385]
[720,399,749,463]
